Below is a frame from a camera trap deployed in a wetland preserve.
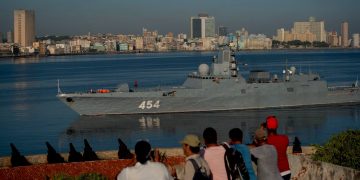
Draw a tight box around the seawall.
[0,146,359,180]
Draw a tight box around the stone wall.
[1,147,359,179]
[289,154,360,180]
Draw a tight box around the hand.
[154,148,160,162]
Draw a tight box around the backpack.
[189,158,212,180]
[222,143,250,180]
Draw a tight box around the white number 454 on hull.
[138,100,160,109]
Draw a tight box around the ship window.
[241,89,246,94]
[287,88,294,92]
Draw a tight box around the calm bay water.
[0,49,360,157]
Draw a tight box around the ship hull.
[57,82,360,115]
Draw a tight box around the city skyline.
[1,0,359,37]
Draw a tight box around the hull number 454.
[138,100,160,109]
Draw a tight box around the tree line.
[272,40,330,48]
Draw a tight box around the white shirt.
[117,161,173,180]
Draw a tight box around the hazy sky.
[1,0,359,37]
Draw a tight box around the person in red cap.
[266,115,291,180]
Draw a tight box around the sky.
[1,0,359,37]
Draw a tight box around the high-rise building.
[7,31,13,43]
[341,22,349,47]
[327,31,339,47]
[218,26,228,36]
[293,17,326,42]
[275,28,285,42]
[14,9,35,47]
[352,34,359,48]
[190,14,215,39]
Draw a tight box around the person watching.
[229,128,257,180]
[202,127,228,180]
[117,140,173,180]
[266,116,291,180]
[175,134,211,180]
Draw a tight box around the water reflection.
[12,57,41,64]
[59,104,360,152]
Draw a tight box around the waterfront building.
[177,33,187,40]
[327,31,339,47]
[0,43,13,54]
[91,42,105,52]
[236,28,249,40]
[341,22,349,47]
[47,45,62,55]
[14,9,35,47]
[38,42,47,56]
[69,39,91,53]
[7,31,13,43]
[246,34,272,49]
[32,41,40,49]
[275,28,285,42]
[218,36,228,46]
[218,26,228,36]
[280,27,316,43]
[190,14,215,39]
[135,37,144,50]
[0,32,3,43]
[233,28,249,49]
[293,17,326,42]
[119,43,129,51]
[353,34,359,48]
[142,28,157,51]
[177,33,187,42]
[104,40,117,52]
[56,43,71,54]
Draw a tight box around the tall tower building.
[218,26,228,36]
[276,28,285,42]
[7,31,13,43]
[14,9,35,47]
[190,14,215,39]
[341,22,349,47]
[293,17,326,42]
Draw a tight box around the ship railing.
[328,85,358,91]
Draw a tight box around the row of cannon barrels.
[9,138,134,167]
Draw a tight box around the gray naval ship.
[57,48,360,115]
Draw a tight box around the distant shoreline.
[1,47,359,59]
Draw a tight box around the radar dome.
[198,64,209,76]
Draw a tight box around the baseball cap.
[180,134,201,147]
[266,115,278,129]
[255,128,267,141]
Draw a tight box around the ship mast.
[57,79,62,94]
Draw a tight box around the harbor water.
[0,49,360,157]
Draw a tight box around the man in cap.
[117,140,173,180]
[175,134,211,180]
[266,116,291,180]
[250,128,282,180]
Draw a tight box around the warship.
[57,48,360,115]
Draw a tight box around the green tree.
[312,130,360,170]
[312,41,329,47]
